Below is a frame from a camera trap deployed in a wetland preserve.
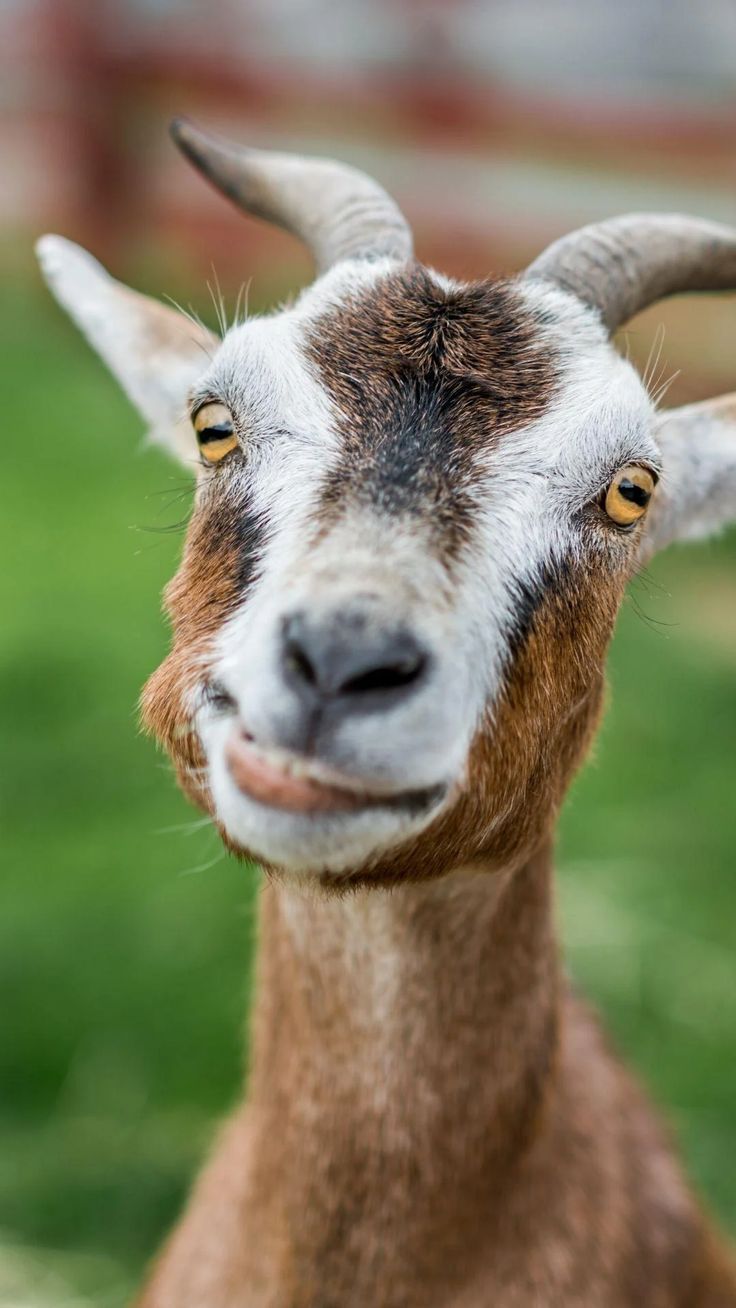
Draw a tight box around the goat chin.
[207,751,453,876]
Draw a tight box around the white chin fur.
[200,712,451,874]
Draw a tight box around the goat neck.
[246,844,558,1293]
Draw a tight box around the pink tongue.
[225,735,365,814]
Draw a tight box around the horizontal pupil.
[618,479,650,507]
[198,423,233,445]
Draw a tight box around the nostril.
[341,652,426,696]
[284,637,318,688]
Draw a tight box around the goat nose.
[281,609,428,710]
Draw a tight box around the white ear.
[640,394,736,562]
[36,235,218,464]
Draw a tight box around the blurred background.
[2,1,735,1303]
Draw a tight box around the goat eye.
[603,465,656,528]
[193,403,238,463]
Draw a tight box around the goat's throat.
[246,844,560,1205]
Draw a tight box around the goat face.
[146,263,655,882]
[38,128,736,884]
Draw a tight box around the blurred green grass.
[1,276,735,1304]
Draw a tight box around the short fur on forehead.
[303,264,559,559]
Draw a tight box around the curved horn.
[525,213,736,333]
[170,118,412,275]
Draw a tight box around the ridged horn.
[525,213,736,333]
[170,118,413,275]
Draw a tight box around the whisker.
[233,279,248,329]
[630,569,669,603]
[134,517,190,536]
[626,591,678,634]
[642,323,665,393]
[634,566,670,598]
[155,816,214,836]
[163,294,217,358]
[144,482,194,500]
[179,848,228,877]
[652,369,682,410]
[207,265,229,337]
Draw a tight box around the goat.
[37,119,736,1307]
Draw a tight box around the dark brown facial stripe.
[235,505,269,596]
[317,375,478,556]
[194,478,269,603]
[140,475,269,814]
[306,265,559,558]
[505,558,573,661]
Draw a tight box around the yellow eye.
[193,403,238,464]
[603,465,656,528]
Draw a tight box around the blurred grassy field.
[2,273,735,1305]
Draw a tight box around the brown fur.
[140,470,265,808]
[307,266,558,561]
[133,273,736,1306]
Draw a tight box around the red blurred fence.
[4,0,735,271]
[4,0,736,401]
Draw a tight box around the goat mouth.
[224,733,445,817]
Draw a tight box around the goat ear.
[640,395,736,562]
[36,235,217,465]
